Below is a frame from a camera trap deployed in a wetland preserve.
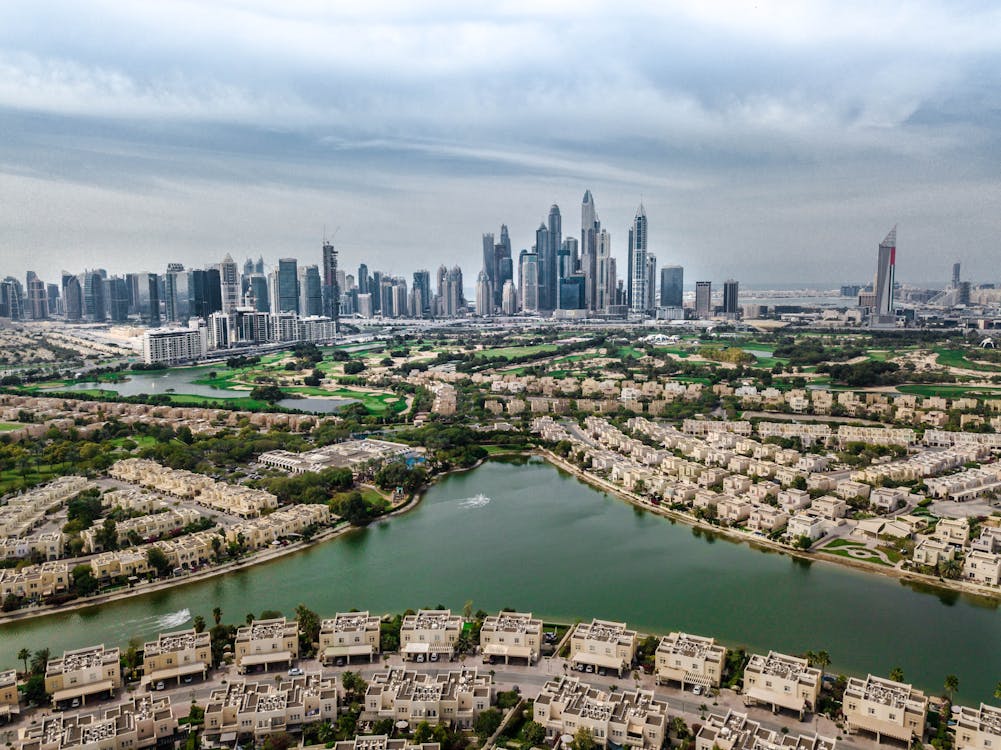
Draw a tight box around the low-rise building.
[963,551,1001,587]
[203,675,337,744]
[44,645,122,709]
[400,610,463,663]
[843,674,927,743]
[655,632,726,689]
[319,612,381,665]
[912,538,955,568]
[16,695,178,750]
[570,619,638,677]
[0,669,18,721]
[333,736,440,750]
[362,668,492,729]
[954,702,1001,750]
[479,611,543,665]
[743,651,822,718]
[534,675,668,750]
[235,617,299,673]
[695,710,835,750]
[142,628,211,689]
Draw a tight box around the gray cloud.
[1,0,1000,286]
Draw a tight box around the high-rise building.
[493,241,512,307]
[476,271,493,316]
[412,270,431,317]
[520,252,540,313]
[534,223,549,308]
[63,273,82,322]
[581,190,599,310]
[695,281,712,319]
[25,272,47,320]
[46,283,60,317]
[872,226,897,326]
[107,277,130,323]
[543,204,562,310]
[254,256,265,275]
[164,264,188,323]
[322,241,339,329]
[189,268,222,320]
[558,238,578,309]
[952,262,961,289]
[0,278,25,320]
[219,254,240,315]
[482,233,495,288]
[660,265,683,308]
[273,258,299,313]
[248,275,270,312]
[299,265,322,317]
[138,272,161,326]
[370,271,383,314]
[502,280,518,315]
[597,228,613,311]
[83,271,106,322]
[357,264,369,296]
[628,204,648,312]
[645,253,658,311]
[723,279,739,315]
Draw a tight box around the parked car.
[155,681,165,691]
[288,667,304,676]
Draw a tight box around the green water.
[2,457,999,701]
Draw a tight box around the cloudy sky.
[2,0,1000,287]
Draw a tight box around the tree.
[995,681,1001,701]
[262,732,293,750]
[193,615,206,634]
[944,674,960,701]
[474,708,504,739]
[17,648,30,675]
[343,360,366,375]
[571,727,598,750]
[463,600,473,620]
[29,648,50,676]
[147,547,172,577]
[296,604,321,656]
[890,667,905,683]
[23,674,48,705]
[212,607,222,626]
[341,670,367,699]
[95,517,118,551]
[795,535,813,550]
[523,721,547,746]
[72,564,98,596]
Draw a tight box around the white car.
[288,667,304,676]
[692,686,703,696]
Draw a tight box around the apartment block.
[333,737,440,750]
[0,477,93,538]
[843,674,927,743]
[743,651,822,718]
[0,562,70,601]
[44,645,122,709]
[480,611,544,665]
[235,617,300,673]
[141,628,211,688]
[954,703,1001,750]
[695,710,835,750]
[655,632,726,689]
[534,676,667,750]
[570,619,639,676]
[399,609,463,662]
[203,675,337,744]
[319,611,381,665]
[0,669,18,721]
[15,695,177,750]
[362,668,492,729]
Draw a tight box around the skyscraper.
[107,277,130,323]
[544,204,562,310]
[248,275,270,312]
[412,270,431,317]
[164,263,187,323]
[219,254,240,315]
[645,253,657,311]
[25,272,47,320]
[581,190,599,310]
[534,223,549,308]
[322,241,339,328]
[357,264,369,296]
[872,226,897,326]
[274,258,299,313]
[63,273,82,322]
[482,233,495,288]
[520,252,540,313]
[138,272,161,326]
[952,261,961,289]
[660,265,683,308]
[476,271,493,316]
[695,281,712,319]
[628,204,648,312]
[299,265,322,317]
[597,228,613,311]
[723,279,739,315]
[83,271,106,322]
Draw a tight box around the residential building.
[44,645,122,709]
[362,668,492,729]
[954,703,1001,750]
[333,737,440,750]
[141,327,204,365]
[319,612,381,665]
[963,550,1001,587]
[141,628,211,689]
[695,281,712,318]
[628,204,648,312]
[203,675,337,745]
[16,695,178,750]
[569,619,638,676]
[534,675,667,750]
[843,674,927,743]
[0,669,18,722]
[479,611,543,665]
[399,610,463,662]
[655,632,726,689]
[695,710,835,750]
[743,651,822,718]
[871,226,897,326]
[235,617,299,674]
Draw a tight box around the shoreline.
[536,449,1001,604]
[3,448,997,629]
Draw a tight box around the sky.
[1,0,1000,288]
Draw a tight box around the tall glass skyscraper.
[659,265,683,307]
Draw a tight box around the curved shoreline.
[537,449,1001,604]
[3,448,997,629]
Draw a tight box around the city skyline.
[1,2,1000,284]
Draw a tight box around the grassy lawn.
[820,539,892,566]
[0,466,61,495]
[481,344,559,359]
[896,384,1001,398]
[0,422,22,432]
[935,348,1001,372]
[822,539,865,549]
[106,435,160,449]
[286,387,406,414]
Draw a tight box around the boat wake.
[154,608,191,631]
[457,494,491,509]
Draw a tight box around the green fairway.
[935,348,1001,372]
[0,422,22,432]
[481,344,559,359]
[896,383,1001,398]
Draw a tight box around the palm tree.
[815,651,831,671]
[212,607,222,626]
[944,674,960,701]
[193,615,206,634]
[995,681,1001,701]
[246,613,255,625]
[890,667,905,683]
[30,648,50,676]
[17,648,30,676]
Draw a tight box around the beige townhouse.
[843,674,927,743]
[399,610,463,663]
[15,695,177,750]
[479,611,543,665]
[362,668,492,729]
[655,632,726,689]
[44,645,122,709]
[319,612,381,665]
[234,617,299,674]
[743,651,821,719]
[141,628,211,689]
[570,619,638,677]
